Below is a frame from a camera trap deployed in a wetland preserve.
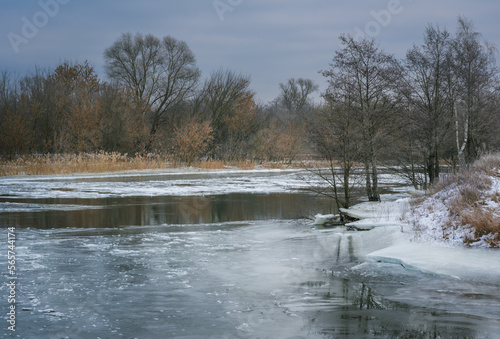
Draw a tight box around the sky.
[1,0,499,104]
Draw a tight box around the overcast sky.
[1,0,499,104]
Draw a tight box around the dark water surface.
[1,170,499,338]
[0,193,337,229]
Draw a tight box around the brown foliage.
[224,91,257,135]
[0,109,34,156]
[50,62,103,152]
[0,152,172,176]
[219,91,259,160]
[462,209,500,248]
[172,118,213,165]
[254,123,304,164]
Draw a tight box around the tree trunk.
[144,119,159,154]
[370,161,380,201]
[365,162,373,200]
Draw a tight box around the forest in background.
[1,17,500,205]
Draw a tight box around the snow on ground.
[410,168,500,248]
[338,193,500,283]
[343,199,409,229]
[314,197,409,229]
[0,168,315,200]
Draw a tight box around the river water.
[1,169,499,338]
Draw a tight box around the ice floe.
[337,195,500,282]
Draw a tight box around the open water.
[1,170,499,338]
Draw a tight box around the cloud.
[1,0,499,103]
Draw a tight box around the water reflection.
[0,193,339,229]
[13,222,498,339]
[298,277,493,338]
[3,170,500,338]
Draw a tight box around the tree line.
[311,17,500,207]
[0,33,311,164]
[1,17,499,205]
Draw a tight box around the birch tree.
[452,17,498,164]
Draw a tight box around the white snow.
[367,241,500,282]
[313,214,336,225]
[337,192,500,282]
[0,169,317,201]
[342,199,409,229]
[410,169,500,248]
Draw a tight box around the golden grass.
[421,153,500,248]
[0,152,174,176]
[0,153,313,177]
[195,159,257,170]
[462,208,500,248]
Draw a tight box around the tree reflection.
[1,193,335,229]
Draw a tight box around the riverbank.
[410,153,500,248]
[334,153,500,249]
[331,195,500,283]
[0,153,322,177]
[2,164,499,337]
[327,154,500,283]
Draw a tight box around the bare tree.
[321,34,399,201]
[200,69,252,158]
[399,25,454,184]
[0,71,16,111]
[18,68,53,153]
[0,70,34,157]
[278,78,318,113]
[98,82,150,154]
[104,33,201,152]
[306,100,363,209]
[451,17,498,164]
[48,62,103,153]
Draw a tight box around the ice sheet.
[0,169,316,200]
[341,199,409,227]
[368,242,500,282]
[339,198,500,282]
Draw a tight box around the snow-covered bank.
[333,191,500,282]
[410,154,500,248]
[314,198,408,229]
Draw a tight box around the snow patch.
[313,214,336,225]
[410,168,500,248]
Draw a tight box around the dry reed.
[0,153,309,177]
[0,152,174,176]
[420,153,500,247]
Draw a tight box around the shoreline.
[1,154,325,178]
[331,194,500,281]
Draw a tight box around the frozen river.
[1,170,499,338]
